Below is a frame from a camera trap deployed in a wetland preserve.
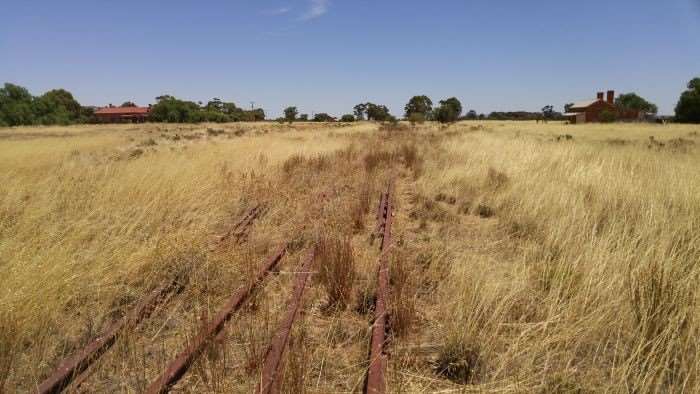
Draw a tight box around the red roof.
[94,106,150,115]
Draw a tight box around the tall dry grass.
[2,120,699,392]
[0,121,369,390]
[406,121,700,392]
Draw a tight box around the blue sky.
[1,0,699,116]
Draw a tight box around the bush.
[316,235,356,309]
[675,77,700,123]
[599,109,618,123]
[408,112,426,125]
[434,97,463,123]
[340,114,355,122]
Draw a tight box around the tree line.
[2,78,700,126]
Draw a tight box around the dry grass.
[316,234,356,310]
[1,120,699,392]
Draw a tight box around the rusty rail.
[365,180,395,394]
[217,204,263,246]
[145,244,288,394]
[37,279,181,394]
[256,247,317,394]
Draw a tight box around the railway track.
[256,247,317,394]
[147,191,333,393]
[365,180,395,394]
[37,279,182,394]
[36,205,262,394]
[36,180,398,393]
[145,244,288,394]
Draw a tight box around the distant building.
[564,90,618,124]
[94,105,150,123]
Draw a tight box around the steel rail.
[255,247,317,394]
[145,244,288,394]
[365,180,395,394]
[37,279,181,394]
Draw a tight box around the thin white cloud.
[262,6,292,16]
[299,0,329,21]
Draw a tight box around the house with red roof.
[94,105,150,123]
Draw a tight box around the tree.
[541,105,555,122]
[434,97,462,123]
[121,101,137,107]
[675,78,700,123]
[465,110,477,120]
[205,98,224,112]
[0,83,35,126]
[251,108,266,121]
[150,95,203,123]
[366,103,391,121]
[353,103,367,120]
[616,93,658,114]
[313,113,335,122]
[33,89,83,125]
[299,113,309,121]
[284,106,298,122]
[404,95,432,118]
[340,114,355,122]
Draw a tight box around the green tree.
[299,113,309,121]
[616,93,658,114]
[0,83,36,126]
[284,106,298,122]
[675,78,700,123]
[541,105,554,122]
[121,101,137,107]
[366,103,391,121]
[150,95,203,123]
[434,97,462,123]
[205,98,224,112]
[353,103,367,120]
[465,110,477,120]
[340,114,355,122]
[404,95,432,118]
[33,89,82,125]
[313,113,335,122]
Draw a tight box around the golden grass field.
[1,120,699,393]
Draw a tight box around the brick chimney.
[606,90,615,104]
[596,92,604,101]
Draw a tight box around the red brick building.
[94,105,150,123]
[564,90,619,124]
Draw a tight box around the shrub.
[408,112,426,125]
[340,114,355,122]
[316,235,356,309]
[599,109,618,123]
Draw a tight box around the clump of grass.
[128,148,144,158]
[484,167,508,189]
[307,154,330,171]
[350,177,375,231]
[316,235,356,310]
[624,255,697,391]
[363,149,394,173]
[434,342,482,385]
[282,153,306,174]
[138,138,157,147]
[206,128,225,136]
[397,143,424,178]
[389,253,416,337]
[0,311,20,392]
